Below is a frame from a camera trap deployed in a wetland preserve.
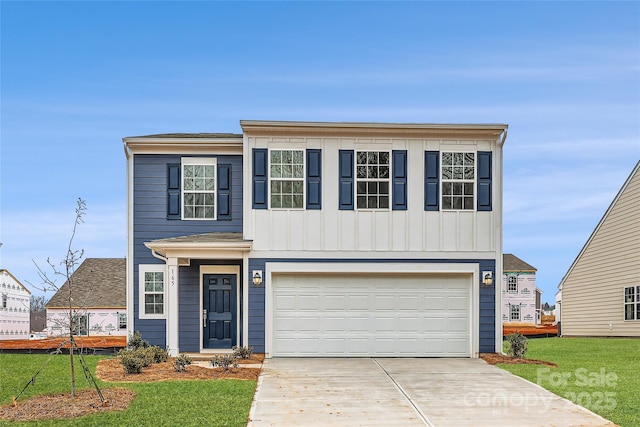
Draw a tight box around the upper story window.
[624,286,639,321]
[270,150,304,209]
[441,152,475,210]
[356,151,390,209]
[139,265,165,319]
[507,275,518,293]
[181,158,216,220]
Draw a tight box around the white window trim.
[181,157,217,220]
[510,304,520,321]
[507,275,518,293]
[268,149,306,210]
[624,286,639,321]
[355,150,391,211]
[441,151,476,211]
[139,264,166,320]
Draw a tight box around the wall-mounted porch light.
[252,270,263,286]
[482,271,493,286]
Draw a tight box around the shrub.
[150,345,169,363]
[118,349,147,374]
[211,354,238,371]
[232,345,254,360]
[128,331,150,350]
[505,331,528,358]
[173,354,192,372]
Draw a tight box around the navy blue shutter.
[338,150,354,210]
[392,150,408,210]
[477,151,492,211]
[217,164,231,220]
[424,151,439,211]
[167,163,181,219]
[306,149,322,210]
[252,149,268,209]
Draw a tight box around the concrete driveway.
[248,358,616,427]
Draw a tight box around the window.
[182,158,216,219]
[510,305,520,321]
[139,265,165,319]
[507,275,518,293]
[356,151,390,209]
[119,313,127,330]
[624,286,640,321]
[270,150,304,208]
[441,152,475,210]
[1,294,6,308]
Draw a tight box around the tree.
[31,198,86,397]
[30,295,47,332]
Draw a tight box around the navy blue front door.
[203,274,237,349]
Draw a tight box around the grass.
[500,337,640,427]
[0,353,256,426]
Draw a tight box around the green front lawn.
[499,337,640,427]
[0,354,256,426]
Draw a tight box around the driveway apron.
[248,358,616,427]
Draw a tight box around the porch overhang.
[144,232,252,260]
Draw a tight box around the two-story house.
[123,120,507,358]
[0,269,31,340]
[502,254,542,327]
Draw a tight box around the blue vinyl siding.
[247,258,496,354]
[132,154,244,347]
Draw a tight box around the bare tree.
[31,198,86,397]
[30,295,47,332]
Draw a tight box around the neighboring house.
[557,160,640,337]
[502,254,542,326]
[0,269,31,340]
[123,120,508,357]
[46,258,127,337]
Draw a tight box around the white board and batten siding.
[243,135,502,259]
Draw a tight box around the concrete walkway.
[248,358,616,427]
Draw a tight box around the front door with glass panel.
[203,274,237,349]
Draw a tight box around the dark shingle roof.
[45,258,126,308]
[147,232,248,245]
[503,254,537,272]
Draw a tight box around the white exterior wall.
[244,134,501,260]
[502,272,537,325]
[0,271,31,340]
[47,308,127,337]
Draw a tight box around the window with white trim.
[270,150,304,208]
[624,286,640,321]
[507,275,518,293]
[182,158,216,219]
[139,265,165,319]
[356,151,390,209]
[119,313,127,330]
[510,305,520,321]
[441,152,475,210]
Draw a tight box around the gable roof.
[0,269,31,294]
[45,258,126,309]
[503,254,537,272]
[557,160,640,290]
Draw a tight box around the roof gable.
[503,254,537,272]
[45,258,126,308]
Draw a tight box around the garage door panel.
[272,273,471,357]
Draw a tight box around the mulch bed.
[480,352,557,367]
[0,388,135,422]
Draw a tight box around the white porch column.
[166,258,180,356]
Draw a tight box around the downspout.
[150,249,167,262]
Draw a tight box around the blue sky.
[1,1,638,303]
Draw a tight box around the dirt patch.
[503,325,557,337]
[480,352,557,367]
[0,388,135,422]
[0,336,126,351]
[1,356,262,422]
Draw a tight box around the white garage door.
[271,273,471,357]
